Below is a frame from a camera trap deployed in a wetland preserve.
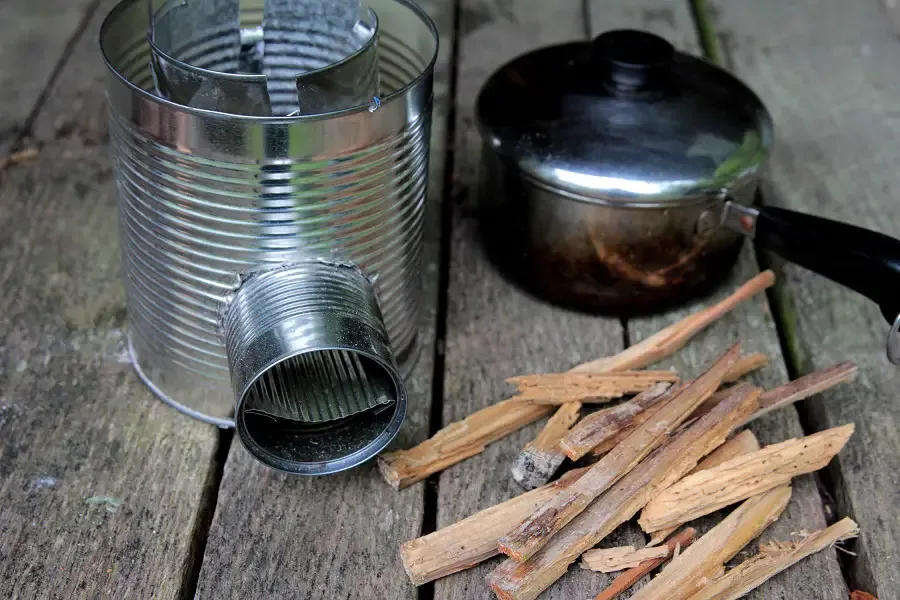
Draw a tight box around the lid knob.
[593,29,675,97]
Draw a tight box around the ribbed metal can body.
[100,0,436,424]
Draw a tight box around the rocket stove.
[98,0,439,474]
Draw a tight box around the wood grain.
[509,371,680,405]
[704,0,900,597]
[498,346,742,563]
[580,546,670,573]
[0,2,220,598]
[434,1,637,598]
[595,528,698,600]
[485,385,760,600]
[191,1,456,598]
[689,517,859,600]
[629,486,794,600]
[638,424,855,534]
[379,399,554,490]
[511,401,582,491]
[689,429,760,475]
[401,467,589,586]
[648,430,763,548]
[4,2,889,600]
[0,0,100,154]
[560,383,671,462]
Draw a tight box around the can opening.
[224,262,407,475]
[236,348,403,474]
[146,0,380,115]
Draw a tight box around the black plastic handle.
[747,205,900,323]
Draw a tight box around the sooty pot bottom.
[479,214,746,317]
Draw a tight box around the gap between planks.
[3,0,104,155]
[419,0,464,599]
[177,428,234,600]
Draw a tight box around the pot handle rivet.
[695,209,719,239]
[888,313,900,365]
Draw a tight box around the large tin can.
[99,0,439,474]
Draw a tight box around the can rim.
[233,345,408,476]
[99,0,440,123]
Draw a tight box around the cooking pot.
[474,29,900,365]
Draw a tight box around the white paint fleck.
[34,476,56,489]
[103,329,132,364]
[85,496,123,513]
[15,360,27,373]
[113,347,131,364]
[0,401,18,427]
[380,509,395,531]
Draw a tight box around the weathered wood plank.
[0,2,221,598]
[192,2,456,598]
[0,0,99,154]
[588,0,700,51]
[705,0,900,597]
[588,3,846,598]
[434,2,638,598]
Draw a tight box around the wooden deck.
[1,0,898,598]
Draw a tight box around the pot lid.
[475,30,773,206]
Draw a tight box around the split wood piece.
[594,528,697,600]
[377,331,766,491]
[513,270,774,491]
[647,527,678,548]
[749,361,858,424]
[589,395,677,458]
[648,431,762,547]
[497,345,743,562]
[485,383,760,600]
[573,272,774,374]
[686,516,859,600]
[560,383,674,462]
[378,400,554,490]
[628,486,793,600]
[721,353,768,383]
[850,592,879,600]
[567,356,762,464]
[399,466,590,585]
[692,361,859,426]
[580,545,670,573]
[510,372,673,491]
[689,430,761,475]
[508,373,669,492]
[0,147,39,171]
[510,402,582,492]
[638,424,854,534]
[508,371,680,405]
[598,360,859,459]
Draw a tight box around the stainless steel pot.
[475,29,900,365]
